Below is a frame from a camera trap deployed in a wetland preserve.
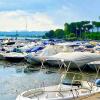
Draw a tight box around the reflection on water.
[0,61,100,100]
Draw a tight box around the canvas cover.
[46,52,100,66]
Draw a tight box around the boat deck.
[20,84,100,100]
[77,92,100,100]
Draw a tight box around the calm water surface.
[0,61,61,100]
[0,61,100,100]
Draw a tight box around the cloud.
[0,10,61,31]
[0,0,99,31]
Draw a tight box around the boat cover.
[46,52,100,66]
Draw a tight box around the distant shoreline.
[0,36,42,39]
[0,31,46,38]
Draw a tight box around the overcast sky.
[0,0,99,31]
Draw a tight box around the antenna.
[25,16,28,32]
[22,15,28,32]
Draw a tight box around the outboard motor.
[95,79,100,87]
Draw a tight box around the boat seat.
[78,81,96,94]
[81,81,93,88]
[22,89,44,98]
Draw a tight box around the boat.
[25,44,74,65]
[25,44,71,65]
[46,52,100,68]
[88,61,100,70]
[3,52,27,62]
[1,38,15,45]
[93,46,100,53]
[14,42,38,52]
[25,45,57,65]
[0,51,5,60]
[16,52,100,100]
[16,79,100,100]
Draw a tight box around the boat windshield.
[61,72,82,86]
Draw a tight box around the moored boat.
[25,44,73,65]
[16,52,100,100]
[46,52,100,69]
[3,52,27,62]
[16,72,100,100]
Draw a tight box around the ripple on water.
[0,61,61,100]
[0,61,100,100]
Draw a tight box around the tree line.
[43,21,100,40]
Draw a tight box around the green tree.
[55,29,64,39]
[45,30,55,38]
[64,23,70,36]
[69,33,75,37]
[92,21,100,32]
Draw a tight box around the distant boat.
[1,39,15,45]
[3,52,27,62]
[0,52,5,60]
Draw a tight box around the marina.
[0,38,100,100]
[0,0,100,99]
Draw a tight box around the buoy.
[95,79,100,87]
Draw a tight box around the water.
[0,36,41,40]
[0,61,61,100]
[0,61,100,100]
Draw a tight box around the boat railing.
[22,88,44,98]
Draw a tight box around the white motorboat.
[16,52,100,100]
[46,52,100,68]
[0,51,6,60]
[3,52,27,62]
[25,45,72,65]
[15,42,37,52]
[16,71,100,100]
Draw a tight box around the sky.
[0,0,99,31]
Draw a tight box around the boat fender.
[95,79,100,87]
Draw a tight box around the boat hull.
[46,60,81,69]
[16,84,100,100]
[4,57,24,62]
[25,55,42,65]
[0,53,5,60]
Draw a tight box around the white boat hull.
[46,60,82,69]
[16,84,100,100]
[25,55,42,65]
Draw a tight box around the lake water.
[0,61,61,100]
[0,61,100,100]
